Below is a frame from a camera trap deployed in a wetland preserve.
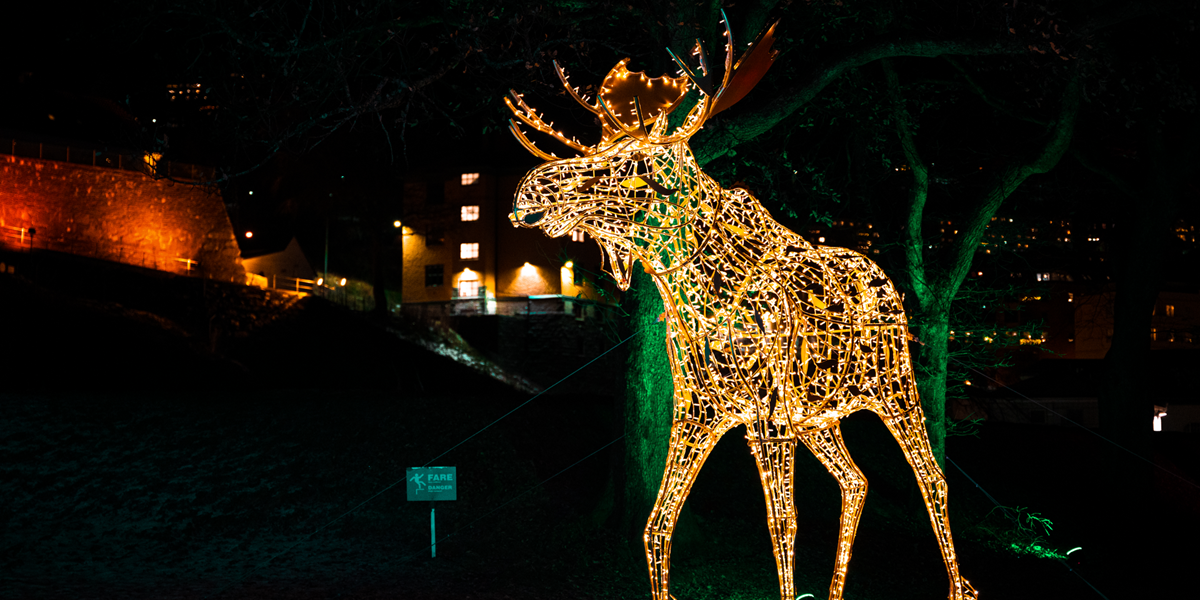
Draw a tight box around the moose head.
[507,17,780,289]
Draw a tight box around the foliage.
[969,505,1068,560]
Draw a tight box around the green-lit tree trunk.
[913,315,951,459]
[622,268,673,536]
[885,60,1083,466]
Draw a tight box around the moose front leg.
[746,436,799,600]
[645,418,727,600]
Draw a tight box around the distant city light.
[248,191,254,195]
[244,231,253,238]
[394,220,402,228]
[339,278,347,286]
[151,119,157,123]
[316,278,324,285]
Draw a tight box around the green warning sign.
[407,466,457,501]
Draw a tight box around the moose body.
[506,17,975,600]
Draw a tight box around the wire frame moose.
[505,15,976,600]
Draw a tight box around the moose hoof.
[953,579,979,600]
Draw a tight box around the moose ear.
[709,19,781,118]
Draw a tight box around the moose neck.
[635,146,812,330]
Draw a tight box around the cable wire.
[421,328,640,467]
[398,434,625,563]
[946,456,1110,600]
[204,328,643,598]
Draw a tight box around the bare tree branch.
[882,58,932,311]
[938,65,1083,296]
[695,34,1028,165]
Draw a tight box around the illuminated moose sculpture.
[506,17,976,600]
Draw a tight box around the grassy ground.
[6,389,1195,600]
[1,249,1196,599]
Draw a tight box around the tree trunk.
[621,268,674,537]
[889,62,1081,466]
[913,313,950,464]
[1096,126,1182,526]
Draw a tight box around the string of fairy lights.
[506,13,975,600]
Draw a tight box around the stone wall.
[0,155,243,281]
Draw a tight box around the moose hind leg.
[645,419,726,600]
[799,425,867,600]
[881,409,978,600]
[747,437,799,600]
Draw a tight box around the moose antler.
[656,11,781,143]
[554,61,605,118]
[505,90,592,159]
[505,12,780,156]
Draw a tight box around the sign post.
[407,467,457,557]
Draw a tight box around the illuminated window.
[1165,304,1175,317]
[461,205,480,221]
[571,229,586,242]
[424,264,444,287]
[458,270,480,297]
[461,172,480,186]
[460,242,479,260]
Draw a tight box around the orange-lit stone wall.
[0,155,243,281]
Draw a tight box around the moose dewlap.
[505,14,976,600]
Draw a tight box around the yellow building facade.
[399,171,614,315]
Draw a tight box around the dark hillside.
[1,248,1196,599]
[0,248,509,395]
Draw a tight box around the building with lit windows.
[395,169,625,395]
[398,170,617,321]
